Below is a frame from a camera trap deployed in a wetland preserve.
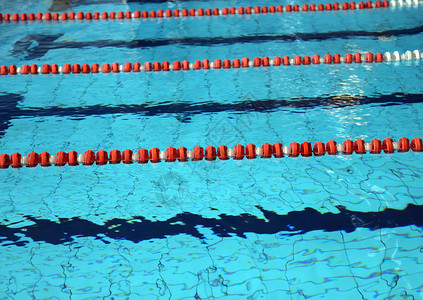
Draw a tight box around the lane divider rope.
[0,50,421,76]
[0,0,413,25]
[0,137,421,169]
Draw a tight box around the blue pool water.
[0,0,423,299]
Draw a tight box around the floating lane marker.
[0,50,421,76]
[0,137,421,169]
[0,0,421,25]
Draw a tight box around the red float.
[0,154,10,169]
[371,139,382,154]
[68,151,78,166]
[177,147,187,161]
[294,56,302,65]
[173,61,181,71]
[326,140,337,155]
[28,152,40,167]
[193,60,201,70]
[273,56,282,66]
[144,62,153,72]
[217,145,228,160]
[193,146,204,161]
[382,138,394,153]
[214,59,222,69]
[374,52,383,62]
[96,150,108,165]
[273,143,283,158]
[112,62,119,73]
[411,137,423,152]
[11,153,22,168]
[138,149,149,163]
[149,148,160,163]
[354,53,362,63]
[182,60,190,70]
[124,62,132,72]
[302,56,311,65]
[91,63,99,73]
[333,53,341,63]
[21,65,30,75]
[9,65,17,75]
[253,57,261,67]
[261,143,272,158]
[55,151,67,166]
[122,149,133,164]
[81,64,90,73]
[343,140,354,154]
[102,63,111,73]
[0,66,8,75]
[300,142,312,157]
[313,142,325,156]
[30,64,38,74]
[398,137,410,152]
[109,150,121,164]
[290,142,300,157]
[153,62,161,71]
[205,146,217,160]
[234,144,244,160]
[72,64,81,74]
[40,151,50,167]
[84,150,95,165]
[354,139,365,154]
[162,61,170,71]
[245,144,256,159]
[242,57,250,67]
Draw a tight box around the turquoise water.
[0,0,423,299]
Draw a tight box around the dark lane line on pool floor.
[12,26,423,59]
[0,93,23,137]
[0,204,422,246]
[6,93,423,123]
[49,0,197,12]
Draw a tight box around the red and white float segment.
[1,0,419,24]
[0,137,422,169]
[0,50,421,76]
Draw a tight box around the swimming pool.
[0,0,423,298]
